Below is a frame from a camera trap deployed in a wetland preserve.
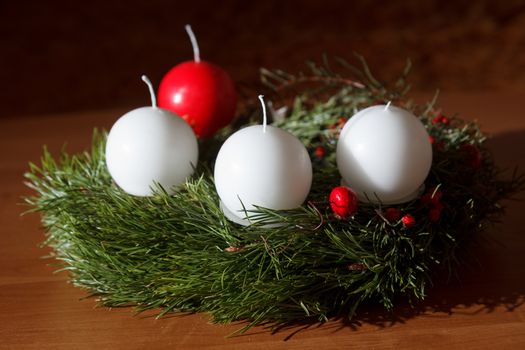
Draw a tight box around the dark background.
[1,0,525,118]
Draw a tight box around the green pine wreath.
[25,57,523,333]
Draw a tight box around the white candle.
[336,103,432,204]
[105,75,198,196]
[214,95,312,225]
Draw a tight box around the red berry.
[401,214,416,228]
[432,201,444,212]
[337,117,347,128]
[432,114,450,126]
[428,187,442,203]
[314,146,326,158]
[420,193,432,205]
[432,191,443,203]
[428,208,442,222]
[384,207,401,222]
[421,187,442,206]
[460,144,482,170]
[429,135,436,145]
[329,186,358,219]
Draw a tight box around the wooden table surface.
[1,92,524,349]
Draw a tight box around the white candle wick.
[185,24,201,63]
[258,95,267,133]
[141,75,157,108]
[384,101,392,111]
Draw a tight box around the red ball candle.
[158,25,237,138]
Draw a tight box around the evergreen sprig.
[24,57,523,334]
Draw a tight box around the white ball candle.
[336,102,432,204]
[214,95,312,225]
[106,75,198,196]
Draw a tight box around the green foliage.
[24,57,523,333]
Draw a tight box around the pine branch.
[23,57,524,333]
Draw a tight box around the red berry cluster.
[429,112,482,171]
[382,207,416,228]
[432,114,450,126]
[428,114,451,151]
[381,187,446,228]
[420,187,444,223]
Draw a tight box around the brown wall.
[2,0,525,118]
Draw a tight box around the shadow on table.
[243,130,525,340]
[265,262,525,340]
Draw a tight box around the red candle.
[158,25,237,138]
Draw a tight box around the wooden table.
[1,92,524,349]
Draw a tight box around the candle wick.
[384,101,392,111]
[258,95,267,133]
[141,75,157,108]
[185,24,201,63]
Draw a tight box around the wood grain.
[1,92,524,349]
